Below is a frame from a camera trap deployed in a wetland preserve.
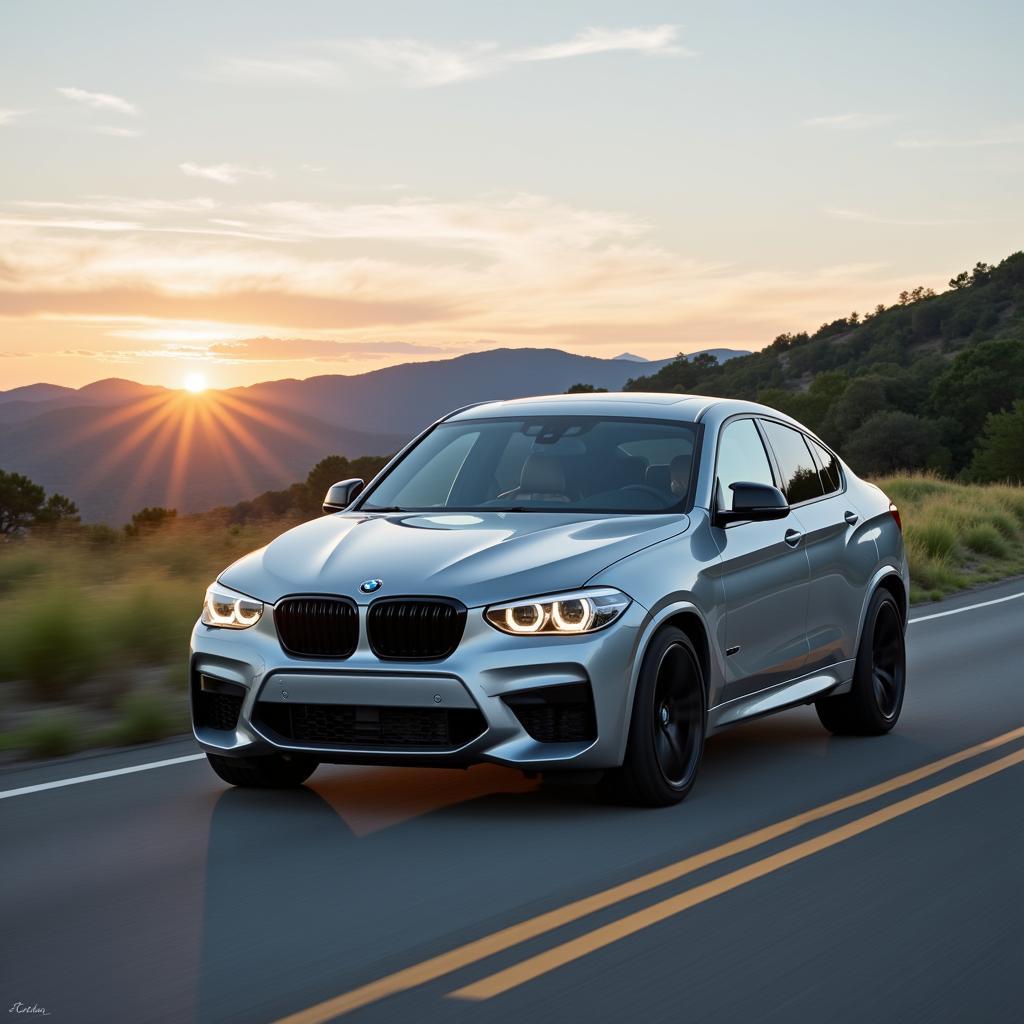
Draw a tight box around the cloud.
[895,126,1024,149]
[824,207,970,228]
[214,56,339,84]
[92,125,140,138]
[56,86,138,115]
[0,189,935,370]
[214,24,693,89]
[179,162,275,185]
[513,25,691,62]
[0,109,27,126]
[802,112,897,129]
[207,336,447,361]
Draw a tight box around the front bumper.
[190,597,648,771]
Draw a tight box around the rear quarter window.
[760,420,826,504]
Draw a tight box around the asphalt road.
[2,579,1023,1024]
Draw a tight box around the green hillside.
[625,252,1024,480]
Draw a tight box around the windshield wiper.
[363,506,409,513]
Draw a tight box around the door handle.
[844,510,859,526]
[784,528,803,547]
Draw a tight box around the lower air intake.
[192,677,245,731]
[503,683,597,743]
[255,702,486,749]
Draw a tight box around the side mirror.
[714,481,789,526]
[322,478,364,514]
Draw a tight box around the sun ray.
[84,394,185,489]
[194,400,259,501]
[165,400,198,510]
[204,398,295,481]
[118,400,188,516]
[215,391,321,448]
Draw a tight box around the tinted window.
[361,416,700,513]
[807,437,842,495]
[761,420,826,504]
[716,418,775,511]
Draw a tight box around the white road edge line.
[2,588,1020,800]
[0,753,205,800]
[909,590,1024,624]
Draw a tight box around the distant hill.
[222,347,747,436]
[626,253,1024,478]
[0,398,404,523]
[0,346,747,520]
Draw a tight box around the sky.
[1,0,1022,390]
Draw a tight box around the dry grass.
[878,474,1024,602]
[0,516,294,759]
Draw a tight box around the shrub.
[102,692,181,747]
[0,589,102,700]
[15,712,80,759]
[963,523,1010,559]
[904,517,959,561]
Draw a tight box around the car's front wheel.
[206,752,318,788]
[816,588,906,735]
[603,626,706,806]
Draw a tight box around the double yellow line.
[277,726,1024,1023]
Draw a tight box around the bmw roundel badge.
[359,578,383,594]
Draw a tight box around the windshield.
[360,416,701,514]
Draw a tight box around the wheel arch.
[616,600,717,765]
[660,610,712,696]
[854,567,909,661]
[875,572,908,627]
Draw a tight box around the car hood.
[220,511,689,608]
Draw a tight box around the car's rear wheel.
[603,626,706,806]
[816,588,906,735]
[206,751,318,788]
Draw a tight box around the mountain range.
[0,346,747,521]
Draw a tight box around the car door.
[710,417,810,702]
[759,420,866,677]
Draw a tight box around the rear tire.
[602,627,706,807]
[816,588,906,736]
[206,751,318,788]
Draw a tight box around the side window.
[807,437,842,495]
[761,420,826,504]
[716,418,775,511]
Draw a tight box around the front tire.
[603,627,706,806]
[816,588,906,735]
[206,751,318,788]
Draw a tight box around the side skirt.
[707,661,854,734]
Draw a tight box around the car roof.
[443,391,802,426]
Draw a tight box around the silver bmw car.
[190,393,908,805]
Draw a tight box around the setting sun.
[183,373,207,394]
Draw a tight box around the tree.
[565,383,608,394]
[33,492,81,529]
[830,375,891,444]
[0,469,78,537]
[929,338,1024,467]
[125,506,177,536]
[689,352,720,371]
[844,411,941,475]
[970,401,1024,482]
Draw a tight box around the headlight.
[485,588,630,636]
[201,582,264,629]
